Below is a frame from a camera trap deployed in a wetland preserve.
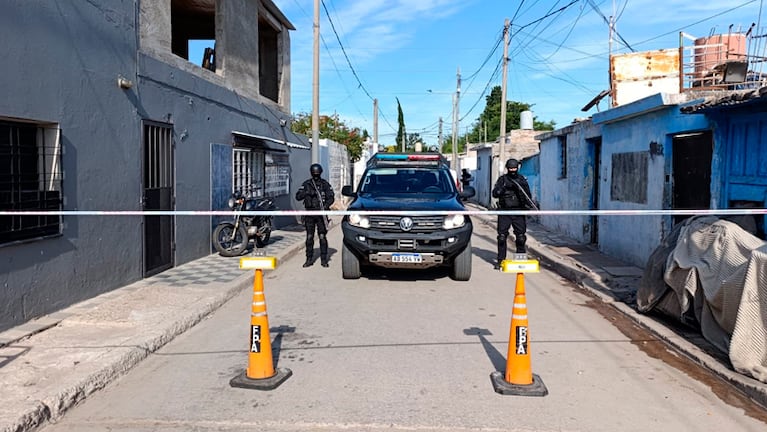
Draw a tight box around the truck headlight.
[442,214,465,229]
[349,213,370,228]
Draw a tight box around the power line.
[460,56,504,122]
[320,0,374,100]
[319,0,397,134]
[585,0,635,52]
[631,0,757,48]
[463,0,583,123]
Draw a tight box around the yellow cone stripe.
[512,314,528,320]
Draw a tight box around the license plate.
[391,253,422,263]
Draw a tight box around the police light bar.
[369,153,445,167]
[374,154,409,161]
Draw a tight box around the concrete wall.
[0,1,144,331]
[0,0,307,331]
[538,120,601,243]
[318,138,350,207]
[473,147,495,208]
[137,54,309,264]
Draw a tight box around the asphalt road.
[40,221,767,432]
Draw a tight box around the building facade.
[0,0,311,331]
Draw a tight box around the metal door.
[672,131,713,224]
[142,122,175,277]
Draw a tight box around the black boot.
[303,257,313,267]
[496,237,507,269]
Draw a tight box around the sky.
[241,0,764,147]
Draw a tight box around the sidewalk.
[2,213,766,432]
[466,202,767,409]
[0,226,308,432]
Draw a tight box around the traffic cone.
[230,257,292,390]
[491,269,548,396]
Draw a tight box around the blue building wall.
[593,94,710,267]
[537,120,601,243]
[519,155,540,207]
[705,104,767,236]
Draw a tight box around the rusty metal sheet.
[611,49,681,106]
[611,49,680,81]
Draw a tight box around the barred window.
[233,149,265,197]
[0,120,63,244]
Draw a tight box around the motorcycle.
[212,191,275,257]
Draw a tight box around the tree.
[454,86,556,148]
[290,113,367,162]
[395,97,406,151]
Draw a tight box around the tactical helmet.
[310,163,323,176]
[505,158,520,169]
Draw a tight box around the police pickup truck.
[340,153,475,281]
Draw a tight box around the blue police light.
[374,154,409,160]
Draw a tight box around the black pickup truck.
[340,153,475,281]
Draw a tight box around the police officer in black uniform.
[295,163,335,268]
[492,158,534,269]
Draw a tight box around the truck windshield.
[360,168,453,194]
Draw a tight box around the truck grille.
[369,215,444,233]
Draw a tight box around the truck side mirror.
[342,185,356,198]
[460,186,476,200]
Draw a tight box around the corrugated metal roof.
[680,86,767,113]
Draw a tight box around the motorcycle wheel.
[212,223,249,257]
[255,218,273,248]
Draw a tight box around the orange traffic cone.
[230,257,292,390]
[491,269,548,396]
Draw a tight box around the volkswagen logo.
[399,217,414,231]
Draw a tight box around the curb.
[2,229,309,432]
[469,207,767,409]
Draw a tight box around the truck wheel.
[450,241,472,281]
[342,243,361,279]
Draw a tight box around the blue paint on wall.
[211,143,232,230]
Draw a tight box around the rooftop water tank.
[520,110,533,130]
[693,33,747,75]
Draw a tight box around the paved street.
[34,221,767,432]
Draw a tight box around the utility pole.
[451,67,461,171]
[373,98,378,152]
[311,0,320,163]
[499,18,510,174]
[608,1,615,107]
[438,117,443,152]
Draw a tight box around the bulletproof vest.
[499,176,522,209]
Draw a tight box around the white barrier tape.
[1,209,766,217]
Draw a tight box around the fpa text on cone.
[490,256,548,396]
[230,256,292,391]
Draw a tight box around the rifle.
[311,179,330,231]
[508,178,539,211]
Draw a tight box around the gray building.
[0,0,313,331]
